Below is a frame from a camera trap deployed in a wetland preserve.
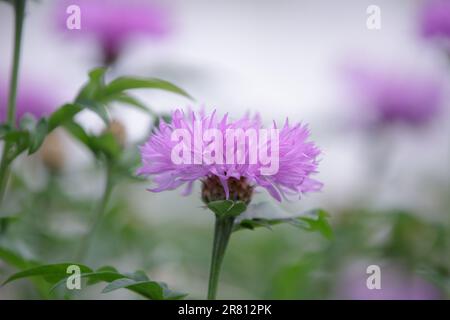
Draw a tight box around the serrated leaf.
[2,263,92,285]
[207,200,247,218]
[48,267,187,300]
[103,77,192,100]
[233,203,332,239]
[298,209,333,239]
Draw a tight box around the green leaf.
[235,218,273,231]
[72,69,191,126]
[63,121,91,146]
[1,130,29,144]
[76,67,106,102]
[48,103,83,131]
[107,93,155,115]
[0,246,32,270]
[50,270,125,291]
[76,99,110,124]
[63,121,121,160]
[75,68,110,123]
[0,216,19,234]
[126,270,150,281]
[102,278,162,297]
[28,118,48,154]
[0,124,12,137]
[48,266,187,300]
[19,114,36,131]
[102,278,186,300]
[89,132,122,159]
[298,209,333,239]
[4,131,30,162]
[152,113,172,129]
[4,117,50,155]
[103,77,192,100]
[207,200,247,218]
[2,263,92,285]
[233,204,332,239]
[85,266,119,285]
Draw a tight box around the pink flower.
[345,65,443,128]
[335,262,442,300]
[0,80,55,125]
[56,0,170,64]
[420,0,450,42]
[137,109,322,203]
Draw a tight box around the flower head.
[336,262,442,300]
[56,0,170,64]
[137,109,322,203]
[420,0,450,43]
[345,66,443,127]
[0,80,55,125]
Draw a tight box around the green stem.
[207,215,235,300]
[0,0,26,206]
[0,150,11,207]
[75,163,114,262]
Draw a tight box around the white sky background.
[0,0,449,221]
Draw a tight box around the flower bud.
[202,175,254,205]
[104,119,127,148]
[40,130,64,173]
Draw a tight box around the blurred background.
[0,0,449,299]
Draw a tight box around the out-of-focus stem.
[0,0,26,206]
[75,163,114,262]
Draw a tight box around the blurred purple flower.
[137,109,322,203]
[56,0,170,64]
[420,0,450,41]
[345,66,443,127]
[0,80,55,125]
[335,263,442,300]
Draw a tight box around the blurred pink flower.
[345,66,443,127]
[56,0,170,64]
[137,109,322,203]
[335,263,442,300]
[420,0,450,41]
[0,79,56,125]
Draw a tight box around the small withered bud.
[201,175,254,205]
[40,130,64,173]
[102,47,120,68]
[104,119,127,148]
